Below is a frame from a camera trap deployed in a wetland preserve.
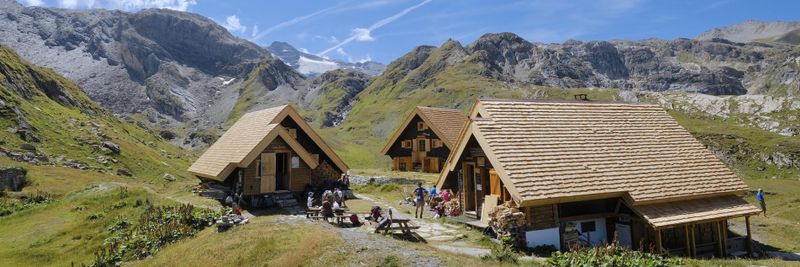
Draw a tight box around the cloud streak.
[318,0,433,56]
[251,5,338,42]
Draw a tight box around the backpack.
[349,214,361,227]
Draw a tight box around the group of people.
[307,187,347,219]
[412,182,452,219]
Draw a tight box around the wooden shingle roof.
[381,106,468,154]
[189,105,348,181]
[441,99,751,206]
[634,195,761,229]
[416,106,469,146]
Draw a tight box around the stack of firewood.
[488,202,527,245]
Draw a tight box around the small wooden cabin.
[382,106,468,173]
[189,105,348,196]
[437,99,761,258]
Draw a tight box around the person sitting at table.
[307,192,315,208]
[321,196,334,222]
[367,206,383,222]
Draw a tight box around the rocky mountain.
[697,20,800,44]
[266,41,386,77]
[0,0,312,142]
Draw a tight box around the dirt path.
[355,193,491,258]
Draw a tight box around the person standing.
[414,182,427,219]
[757,188,767,217]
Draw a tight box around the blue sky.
[17,0,800,63]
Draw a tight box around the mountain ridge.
[265,41,386,77]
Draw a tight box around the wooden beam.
[656,229,663,255]
[722,220,728,257]
[716,221,724,258]
[690,224,697,258]
[684,224,691,257]
[745,216,753,256]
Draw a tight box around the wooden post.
[684,224,691,257]
[716,221,724,258]
[722,220,728,257]
[745,216,753,256]
[656,228,663,255]
[690,224,697,258]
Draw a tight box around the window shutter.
[425,139,431,152]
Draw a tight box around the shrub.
[481,236,520,264]
[528,244,558,257]
[379,255,401,267]
[546,242,682,267]
[90,204,221,266]
[379,183,399,192]
[0,191,55,217]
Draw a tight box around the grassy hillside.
[0,46,218,265]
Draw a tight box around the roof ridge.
[416,106,463,112]
[478,98,659,106]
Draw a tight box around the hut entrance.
[276,153,290,190]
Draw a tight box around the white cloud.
[318,0,433,56]
[251,24,259,38]
[351,28,375,42]
[336,47,347,56]
[21,0,45,6]
[56,0,196,11]
[222,15,247,34]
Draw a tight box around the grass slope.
[0,46,217,265]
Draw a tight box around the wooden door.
[462,163,475,211]
[260,153,276,193]
[489,169,501,196]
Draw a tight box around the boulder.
[19,143,36,151]
[116,168,133,177]
[163,173,176,181]
[0,167,27,192]
[159,130,177,140]
[102,141,121,154]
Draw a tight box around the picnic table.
[307,207,350,225]
[375,217,419,235]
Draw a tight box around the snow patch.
[297,56,339,75]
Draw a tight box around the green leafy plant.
[481,236,520,263]
[90,204,221,266]
[546,241,682,267]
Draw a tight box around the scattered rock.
[63,160,89,170]
[102,141,121,154]
[163,173,176,181]
[0,167,27,192]
[116,168,133,177]
[159,130,177,140]
[19,143,36,151]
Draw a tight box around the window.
[399,162,407,171]
[401,140,412,149]
[432,139,442,148]
[580,221,596,232]
[418,139,427,152]
[417,121,426,131]
[291,156,300,168]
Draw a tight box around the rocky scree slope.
[697,20,800,44]
[0,1,312,145]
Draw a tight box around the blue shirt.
[429,187,437,197]
[757,191,764,202]
[414,187,426,201]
